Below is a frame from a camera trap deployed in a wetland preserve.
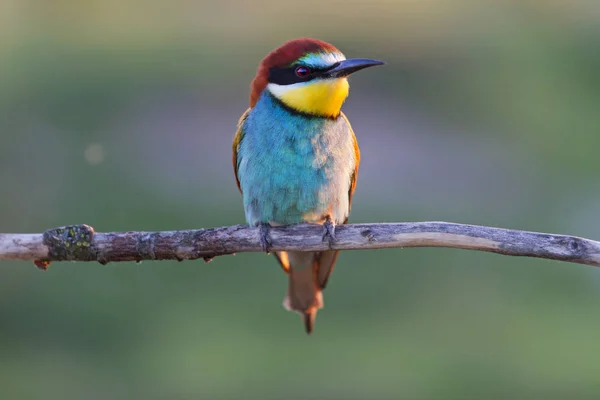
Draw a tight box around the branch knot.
[43,224,96,261]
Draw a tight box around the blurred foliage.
[1,1,600,399]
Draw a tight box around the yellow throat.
[268,78,350,118]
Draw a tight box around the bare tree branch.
[1,222,599,269]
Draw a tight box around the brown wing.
[232,108,251,193]
[316,112,360,289]
[342,111,361,208]
[274,251,290,274]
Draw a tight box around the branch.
[1,222,599,269]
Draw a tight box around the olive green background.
[2,1,600,399]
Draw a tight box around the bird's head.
[250,38,384,118]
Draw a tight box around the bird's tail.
[282,251,323,334]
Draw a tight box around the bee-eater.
[232,38,384,333]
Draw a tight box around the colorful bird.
[232,38,384,333]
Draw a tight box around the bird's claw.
[322,217,336,248]
[259,223,272,254]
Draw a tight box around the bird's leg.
[322,216,336,248]
[259,222,272,254]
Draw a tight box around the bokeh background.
[2,1,600,399]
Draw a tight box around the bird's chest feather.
[238,95,356,225]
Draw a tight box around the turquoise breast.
[236,91,356,226]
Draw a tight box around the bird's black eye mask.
[268,62,340,85]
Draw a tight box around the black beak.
[324,58,385,78]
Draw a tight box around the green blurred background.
[2,0,600,398]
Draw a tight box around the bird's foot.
[259,223,272,254]
[322,217,336,249]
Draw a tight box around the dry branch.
[1,222,599,269]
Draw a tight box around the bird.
[232,38,384,333]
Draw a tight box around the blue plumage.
[236,91,356,226]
